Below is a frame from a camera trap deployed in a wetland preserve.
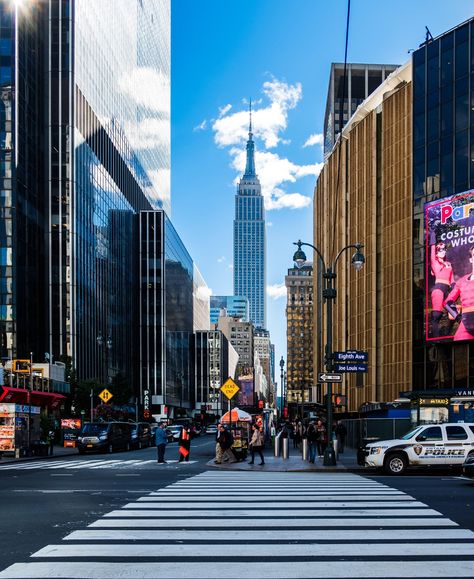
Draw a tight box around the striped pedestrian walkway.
[1,472,474,578]
[0,459,197,470]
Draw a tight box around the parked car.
[462,452,474,479]
[167,424,183,442]
[206,424,218,435]
[77,422,134,454]
[131,422,152,450]
[365,423,474,475]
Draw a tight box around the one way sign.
[318,372,343,383]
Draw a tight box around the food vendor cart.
[220,407,252,461]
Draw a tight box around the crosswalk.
[0,458,197,471]
[1,472,474,578]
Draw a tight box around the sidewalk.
[0,445,78,465]
[207,447,370,473]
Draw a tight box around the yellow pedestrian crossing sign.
[99,388,113,403]
[220,378,240,400]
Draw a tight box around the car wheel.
[108,444,113,454]
[384,453,407,475]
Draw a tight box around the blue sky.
[171,0,474,386]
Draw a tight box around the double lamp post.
[292,240,365,466]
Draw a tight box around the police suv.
[365,423,474,475]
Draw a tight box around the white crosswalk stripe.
[0,459,196,470]
[1,472,474,578]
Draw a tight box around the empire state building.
[233,107,266,328]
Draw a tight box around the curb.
[206,459,371,473]
[0,450,78,465]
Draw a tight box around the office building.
[210,295,249,325]
[194,330,238,417]
[323,63,399,158]
[285,264,314,415]
[217,316,254,369]
[315,61,412,411]
[233,109,266,328]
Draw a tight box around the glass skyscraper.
[233,112,266,328]
[0,1,172,396]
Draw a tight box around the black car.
[131,422,152,449]
[462,453,474,478]
[77,422,133,454]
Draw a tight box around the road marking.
[131,500,425,508]
[4,561,474,578]
[89,517,457,528]
[65,527,474,541]
[33,542,474,558]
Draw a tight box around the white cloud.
[219,104,232,117]
[267,283,287,299]
[120,67,170,115]
[230,148,321,210]
[193,120,207,132]
[267,221,273,227]
[127,118,170,150]
[212,77,302,149]
[146,168,170,207]
[217,256,226,263]
[303,133,324,148]
[211,76,322,211]
[228,264,234,269]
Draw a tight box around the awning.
[0,386,67,408]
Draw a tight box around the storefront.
[402,389,474,424]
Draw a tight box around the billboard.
[425,190,474,341]
[237,367,254,407]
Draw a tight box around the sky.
[170,0,474,387]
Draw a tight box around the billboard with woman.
[425,190,474,341]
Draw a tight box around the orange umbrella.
[220,407,252,423]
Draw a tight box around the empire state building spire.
[244,99,256,178]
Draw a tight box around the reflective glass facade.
[210,295,249,324]
[413,18,474,390]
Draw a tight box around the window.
[416,426,443,441]
[446,425,468,440]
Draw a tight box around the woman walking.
[248,424,265,465]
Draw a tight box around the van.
[365,422,474,474]
[77,422,133,454]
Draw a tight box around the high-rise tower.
[233,103,266,328]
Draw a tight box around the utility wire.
[330,0,351,262]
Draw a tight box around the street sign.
[99,388,113,403]
[318,372,343,383]
[335,363,368,373]
[220,377,240,400]
[334,350,368,362]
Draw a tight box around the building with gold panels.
[285,264,314,418]
[314,61,412,412]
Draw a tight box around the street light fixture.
[292,239,365,466]
[279,356,285,420]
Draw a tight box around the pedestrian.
[248,424,265,465]
[306,421,317,463]
[335,421,347,454]
[178,425,191,462]
[215,424,234,464]
[155,423,168,463]
[48,429,55,456]
[293,421,301,449]
[316,419,327,457]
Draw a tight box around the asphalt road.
[0,435,216,571]
[0,436,474,577]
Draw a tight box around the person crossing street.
[155,423,168,464]
[248,424,265,465]
[178,425,192,462]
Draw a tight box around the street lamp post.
[293,239,365,466]
[279,356,285,421]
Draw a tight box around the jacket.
[155,427,168,446]
[250,429,264,448]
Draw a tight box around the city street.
[1,441,474,578]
